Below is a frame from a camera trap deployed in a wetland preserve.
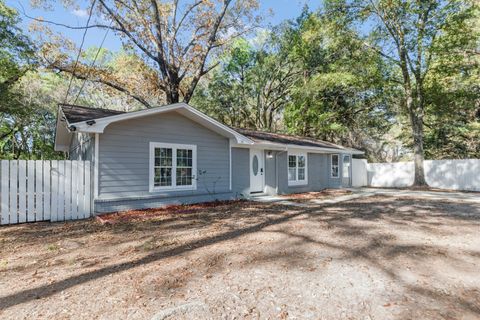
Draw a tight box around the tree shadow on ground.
[0,196,479,319]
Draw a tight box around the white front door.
[250,149,264,193]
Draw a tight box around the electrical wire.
[64,0,97,104]
[73,22,111,105]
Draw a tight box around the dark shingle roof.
[234,128,352,151]
[58,104,356,152]
[60,104,125,124]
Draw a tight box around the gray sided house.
[55,103,363,213]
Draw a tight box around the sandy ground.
[0,194,479,320]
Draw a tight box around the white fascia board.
[232,141,364,154]
[71,102,254,145]
[287,145,365,155]
[231,142,287,151]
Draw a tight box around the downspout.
[275,147,288,195]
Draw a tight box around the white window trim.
[149,142,197,192]
[331,154,340,178]
[288,152,308,186]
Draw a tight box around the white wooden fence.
[1,160,92,225]
[352,158,480,191]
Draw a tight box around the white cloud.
[71,8,89,18]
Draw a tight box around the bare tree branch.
[53,63,153,108]
[97,0,159,63]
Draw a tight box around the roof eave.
[69,102,254,145]
[232,140,364,154]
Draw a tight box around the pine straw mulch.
[280,189,352,202]
[95,199,248,224]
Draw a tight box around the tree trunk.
[409,108,427,186]
[166,83,180,104]
[398,38,427,187]
[404,86,427,187]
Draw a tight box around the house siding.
[96,111,233,210]
[91,108,354,212]
[274,152,351,194]
[231,147,249,198]
[326,153,346,188]
[277,152,320,194]
[69,132,94,161]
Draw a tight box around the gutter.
[232,141,364,155]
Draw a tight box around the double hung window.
[150,142,197,192]
[288,153,307,186]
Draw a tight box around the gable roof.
[55,103,363,154]
[234,128,357,152]
[60,104,125,123]
[54,102,254,151]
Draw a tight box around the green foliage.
[194,10,398,161]
[282,11,397,160]
[324,0,480,161]
[0,71,64,159]
[193,36,296,131]
[0,0,479,162]
[0,1,60,159]
[0,1,35,113]
[0,1,35,69]
[420,1,480,158]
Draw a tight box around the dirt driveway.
[0,194,479,319]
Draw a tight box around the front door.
[250,149,264,193]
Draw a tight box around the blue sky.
[7,0,322,52]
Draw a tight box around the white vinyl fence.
[1,160,92,225]
[352,159,480,191]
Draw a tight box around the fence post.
[1,161,9,225]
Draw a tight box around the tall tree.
[193,35,297,131]
[0,1,61,159]
[281,10,396,159]
[0,0,35,113]
[33,0,260,106]
[338,0,480,185]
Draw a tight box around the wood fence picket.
[0,160,92,225]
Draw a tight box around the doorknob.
[260,168,264,175]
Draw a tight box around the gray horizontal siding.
[69,132,94,161]
[98,111,231,200]
[277,153,322,194]
[276,152,350,194]
[231,147,249,198]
